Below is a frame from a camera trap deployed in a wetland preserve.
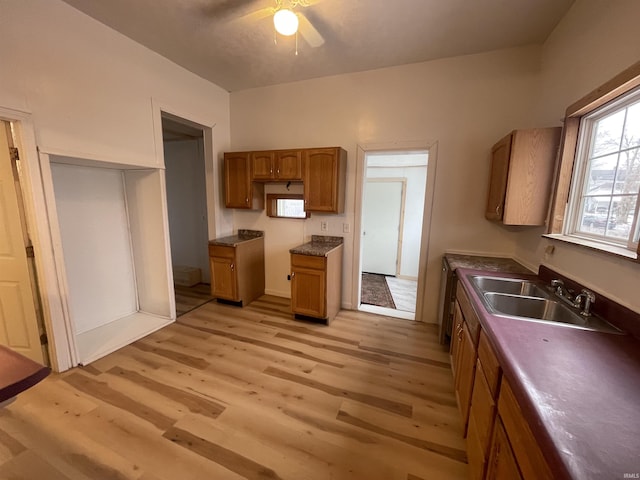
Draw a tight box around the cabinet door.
[498,380,553,480]
[251,151,275,181]
[455,322,477,434]
[450,302,464,378]
[486,419,523,480]
[275,150,303,180]
[303,148,341,213]
[485,133,512,221]
[466,360,497,479]
[224,153,252,208]
[211,256,237,300]
[291,266,326,318]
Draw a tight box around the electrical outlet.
[343,223,350,233]
[320,221,328,231]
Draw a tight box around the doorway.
[161,115,213,316]
[0,120,48,363]
[358,150,429,320]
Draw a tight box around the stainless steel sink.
[471,276,548,298]
[469,275,623,334]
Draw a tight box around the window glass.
[276,198,306,218]
[266,194,309,218]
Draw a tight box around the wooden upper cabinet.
[275,150,303,180]
[486,134,512,221]
[251,151,276,181]
[224,146,346,212]
[224,152,264,209]
[485,128,562,226]
[303,147,347,213]
[251,150,302,181]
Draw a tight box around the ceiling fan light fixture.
[273,8,298,36]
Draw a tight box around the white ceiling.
[61,0,575,92]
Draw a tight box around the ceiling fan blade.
[236,6,275,23]
[199,0,258,19]
[298,12,324,47]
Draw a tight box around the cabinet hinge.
[40,332,48,345]
[25,245,35,258]
[9,147,19,162]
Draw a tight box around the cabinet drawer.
[478,330,501,397]
[291,254,325,270]
[209,245,235,259]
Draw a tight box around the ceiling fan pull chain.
[295,30,298,55]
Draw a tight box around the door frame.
[0,107,71,370]
[361,178,407,277]
[352,141,438,322]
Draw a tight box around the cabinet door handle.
[291,272,295,278]
[276,168,280,175]
[230,264,235,271]
[245,197,249,204]
[496,204,501,215]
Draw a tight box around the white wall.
[0,0,232,234]
[514,0,640,314]
[231,46,542,321]
[164,139,211,283]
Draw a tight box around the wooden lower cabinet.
[451,285,481,436]
[458,284,553,480]
[208,237,265,306]
[486,418,522,480]
[456,323,476,431]
[497,380,552,480]
[450,302,464,377]
[210,254,237,300]
[466,361,497,480]
[290,245,342,323]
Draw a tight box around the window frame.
[265,193,310,219]
[547,61,640,262]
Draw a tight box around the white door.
[0,121,44,363]
[361,180,403,275]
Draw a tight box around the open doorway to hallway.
[161,115,213,316]
[358,151,428,320]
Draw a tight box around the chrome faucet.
[574,289,596,316]
[550,279,569,297]
[550,279,596,316]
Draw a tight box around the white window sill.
[543,234,638,261]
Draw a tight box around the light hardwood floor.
[0,296,467,479]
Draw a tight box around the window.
[266,194,309,219]
[566,88,640,250]
[548,61,640,260]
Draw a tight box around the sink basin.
[471,276,548,298]
[483,292,622,334]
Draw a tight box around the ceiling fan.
[238,0,325,48]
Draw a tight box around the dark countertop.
[209,229,264,247]
[456,268,640,479]
[445,253,532,274]
[0,346,50,404]
[289,235,344,257]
